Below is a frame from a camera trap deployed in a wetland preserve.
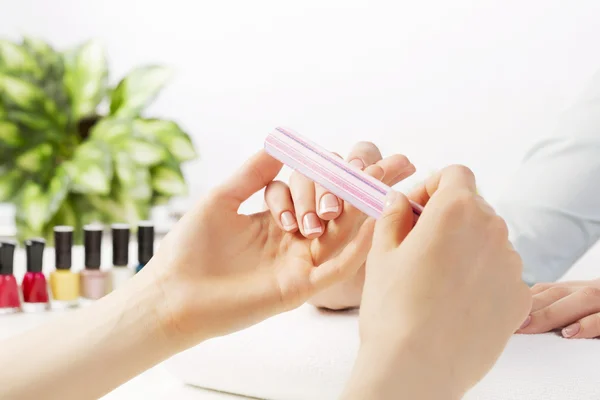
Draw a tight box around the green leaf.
[0,40,38,75]
[22,37,70,112]
[7,110,51,131]
[18,182,48,232]
[110,66,172,118]
[22,37,62,72]
[115,151,136,185]
[46,165,71,217]
[126,137,166,166]
[0,169,21,202]
[63,40,108,119]
[0,73,47,110]
[152,164,187,196]
[0,120,22,146]
[69,140,113,194]
[134,119,197,162]
[15,142,53,172]
[90,117,131,142]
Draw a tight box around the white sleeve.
[496,73,600,285]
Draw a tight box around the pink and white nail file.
[264,127,423,219]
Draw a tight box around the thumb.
[214,150,283,210]
[372,191,414,251]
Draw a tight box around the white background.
[1,0,600,214]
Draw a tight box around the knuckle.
[489,215,510,240]
[446,164,476,181]
[579,287,600,300]
[353,141,382,160]
[546,286,570,299]
[441,190,475,217]
[507,250,524,275]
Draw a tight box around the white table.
[2,242,600,399]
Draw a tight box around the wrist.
[343,335,463,400]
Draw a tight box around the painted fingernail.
[519,315,532,329]
[303,213,323,235]
[349,159,364,170]
[319,194,340,215]
[281,211,298,231]
[562,323,580,338]
[384,190,401,210]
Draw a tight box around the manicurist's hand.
[0,150,377,400]
[265,141,416,310]
[145,149,377,349]
[343,166,532,400]
[517,279,600,338]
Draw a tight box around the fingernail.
[319,194,340,215]
[562,323,580,338]
[519,315,532,329]
[303,213,323,235]
[281,211,297,231]
[384,190,401,210]
[349,159,364,170]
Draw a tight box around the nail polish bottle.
[49,226,79,309]
[21,238,49,312]
[111,223,132,290]
[80,225,109,301]
[136,222,154,273]
[0,241,20,314]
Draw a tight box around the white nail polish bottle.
[111,224,133,291]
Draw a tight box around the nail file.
[264,127,423,219]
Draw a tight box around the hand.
[344,166,531,399]
[264,141,416,310]
[518,279,600,338]
[142,150,376,350]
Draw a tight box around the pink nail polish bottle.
[21,238,50,312]
[80,225,110,302]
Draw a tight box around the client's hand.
[344,166,531,400]
[143,150,376,349]
[518,279,600,338]
[264,141,416,310]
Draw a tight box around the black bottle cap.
[112,223,130,267]
[84,224,103,269]
[25,238,45,273]
[0,240,16,275]
[138,221,154,265]
[54,226,73,270]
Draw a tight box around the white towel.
[165,303,600,399]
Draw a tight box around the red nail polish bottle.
[0,241,20,314]
[22,238,49,312]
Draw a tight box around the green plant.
[0,37,197,243]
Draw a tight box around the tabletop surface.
[2,242,600,399]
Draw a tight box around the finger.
[530,286,574,313]
[408,165,476,207]
[289,171,323,238]
[376,154,416,186]
[264,181,298,232]
[309,219,376,292]
[372,190,413,251]
[314,152,344,220]
[520,287,600,334]
[346,141,383,169]
[531,281,591,295]
[314,143,383,221]
[530,282,554,295]
[562,312,600,339]
[214,150,283,211]
[341,164,385,219]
